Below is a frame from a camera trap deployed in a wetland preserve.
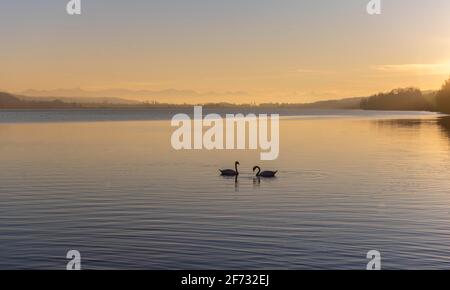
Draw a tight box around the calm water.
[1,109,450,269]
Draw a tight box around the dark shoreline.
[0,108,441,123]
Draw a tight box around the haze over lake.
[1,109,450,269]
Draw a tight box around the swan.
[253,166,277,178]
[220,161,240,176]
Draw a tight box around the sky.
[1,0,450,103]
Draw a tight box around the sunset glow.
[1,0,450,103]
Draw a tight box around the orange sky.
[1,0,450,103]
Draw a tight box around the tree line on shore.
[2,76,450,113]
[360,76,450,113]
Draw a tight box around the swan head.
[253,166,260,172]
[235,161,240,166]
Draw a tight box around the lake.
[1,109,450,269]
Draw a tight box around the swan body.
[253,166,277,178]
[220,161,240,176]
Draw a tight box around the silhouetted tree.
[435,76,450,113]
[360,88,433,111]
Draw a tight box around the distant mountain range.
[0,88,439,111]
[0,91,82,108]
[1,89,364,109]
[17,93,139,105]
[20,88,249,103]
